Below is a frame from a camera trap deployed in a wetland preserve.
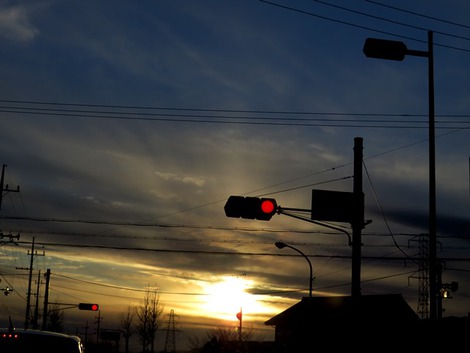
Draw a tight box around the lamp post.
[275,242,313,299]
[363,31,438,320]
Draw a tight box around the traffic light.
[224,196,278,221]
[78,303,99,311]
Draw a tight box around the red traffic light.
[224,196,277,221]
[78,303,99,311]
[260,199,276,214]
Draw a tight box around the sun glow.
[202,276,264,321]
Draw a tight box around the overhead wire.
[259,0,470,52]
[0,102,469,129]
[365,0,470,30]
[362,159,415,262]
[2,240,467,262]
[312,0,470,42]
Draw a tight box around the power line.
[2,217,468,242]
[363,159,414,262]
[4,240,469,262]
[53,273,150,293]
[313,0,470,42]
[365,0,470,30]
[259,0,470,53]
[2,99,469,117]
[0,101,469,129]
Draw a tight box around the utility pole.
[25,237,35,329]
[42,269,51,330]
[266,138,368,298]
[33,270,41,329]
[351,137,364,298]
[83,321,90,344]
[1,164,21,245]
[95,310,102,344]
[1,164,20,211]
[22,237,45,329]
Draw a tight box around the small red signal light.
[78,303,99,311]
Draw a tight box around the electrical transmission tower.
[163,309,181,353]
[409,234,429,319]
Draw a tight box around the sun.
[201,276,263,321]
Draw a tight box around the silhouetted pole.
[96,310,101,344]
[427,31,438,320]
[0,164,20,211]
[363,32,437,319]
[0,164,5,211]
[24,237,35,329]
[351,137,364,298]
[237,307,242,341]
[42,269,51,330]
[33,270,41,329]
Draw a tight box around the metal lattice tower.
[409,235,429,319]
[163,309,181,353]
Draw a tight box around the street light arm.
[284,244,313,282]
[275,242,313,299]
[406,49,428,58]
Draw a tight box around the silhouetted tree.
[120,304,137,353]
[136,286,164,353]
[187,326,256,353]
[46,302,64,333]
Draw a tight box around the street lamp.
[363,32,438,320]
[275,242,313,299]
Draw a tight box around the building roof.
[265,294,419,326]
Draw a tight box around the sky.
[0,0,469,350]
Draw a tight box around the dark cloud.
[373,208,470,238]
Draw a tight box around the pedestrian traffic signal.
[224,196,278,221]
[78,303,99,311]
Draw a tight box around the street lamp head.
[275,241,287,249]
[363,38,407,61]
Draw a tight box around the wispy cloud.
[0,5,39,42]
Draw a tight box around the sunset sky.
[0,0,469,350]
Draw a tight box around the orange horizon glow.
[201,276,267,321]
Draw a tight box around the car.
[0,327,84,353]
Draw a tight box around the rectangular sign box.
[311,189,354,223]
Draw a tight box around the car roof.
[0,328,81,341]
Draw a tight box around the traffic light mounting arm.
[223,195,362,245]
[278,207,352,246]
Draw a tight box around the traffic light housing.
[78,303,99,311]
[224,196,278,221]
